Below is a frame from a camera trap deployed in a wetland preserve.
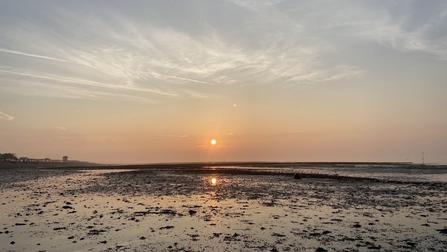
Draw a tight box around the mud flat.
[1,164,447,251]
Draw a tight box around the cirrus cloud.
[0,111,14,121]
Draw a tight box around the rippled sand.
[1,166,447,251]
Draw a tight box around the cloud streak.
[0,48,69,62]
[0,111,14,121]
[0,68,177,97]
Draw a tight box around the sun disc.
[211,139,217,145]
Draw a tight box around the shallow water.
[210,164,447,183]
[308,165,447,182]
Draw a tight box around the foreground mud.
[1,167,447,251]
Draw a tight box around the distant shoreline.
[0,161,99,169]
[3,160,446,170]
[46,161,445,170]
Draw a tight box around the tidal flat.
[1,164,447,251]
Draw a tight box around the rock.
[272,233,286,237]
[87,229,106,235]
[407,242,417,247]
[160,209,177,215]
[316,248,327,252]
[99,240,107,244]
[10,241,15,245]
[140,236,146,240]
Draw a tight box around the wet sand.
[1,164,447,251]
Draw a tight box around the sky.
[0,0,446,164]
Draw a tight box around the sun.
[211,139,217,145]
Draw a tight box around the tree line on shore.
[0,153,70,163]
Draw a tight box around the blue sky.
[1,0,446,163]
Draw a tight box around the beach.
[1,163,447,251]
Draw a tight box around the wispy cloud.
[0,68,177,97]
[0,111,14,121]
[0,48,69,62]
[0,1,369,103]
[1,0,445,105]
[360,22,447,60]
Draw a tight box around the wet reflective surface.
[1,167,447,251]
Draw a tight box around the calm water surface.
[212,164,447,183]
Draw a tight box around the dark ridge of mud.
[180,169,415,185]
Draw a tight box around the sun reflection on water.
[211,177,217,186]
